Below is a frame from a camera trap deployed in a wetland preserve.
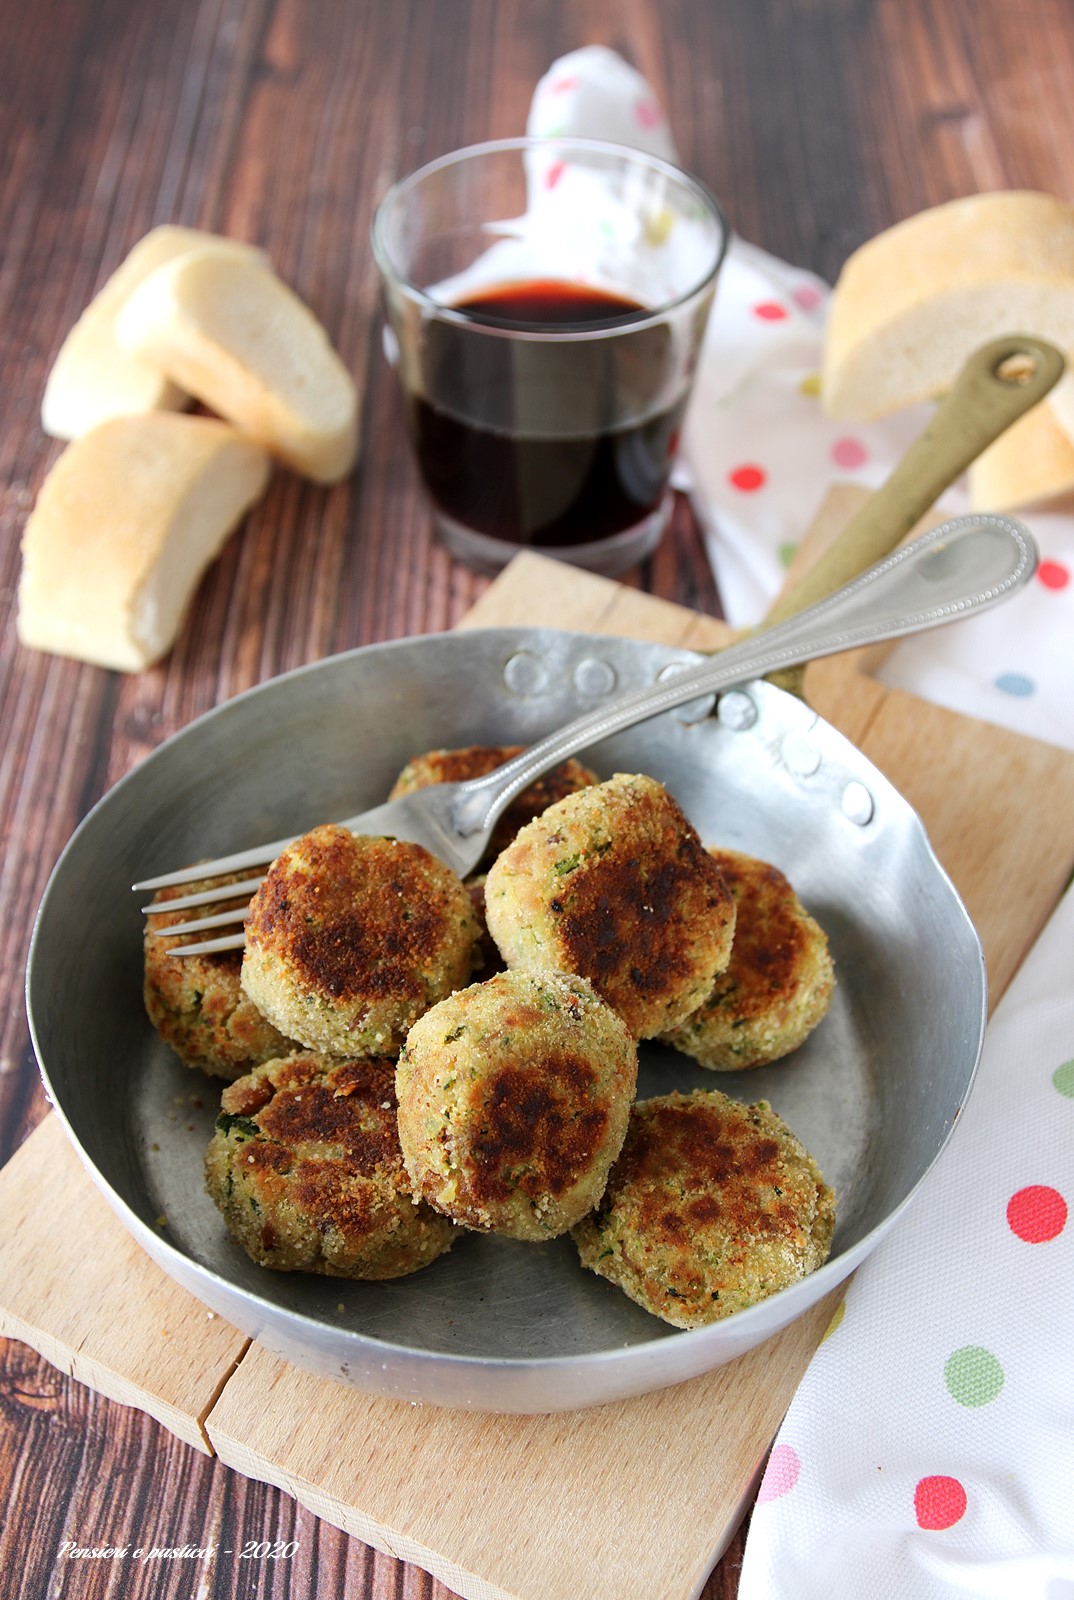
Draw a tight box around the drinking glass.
[372,137,729,575]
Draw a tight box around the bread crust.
[823,191,1074,419]
[17,414,270,671]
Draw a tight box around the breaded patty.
[396,969,638,1241]
[204,1051,455,1277]
[662,849,835,1070]
[464,874,505,977]
[389,744,599,862]
[483,773,736,1039]
[144,873,296,1079]
[241,824,480,1058]
[572,1088,835,1328]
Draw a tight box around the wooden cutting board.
[3,489,1074,1600]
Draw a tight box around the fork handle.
[448,512,1037,839]
[765,333,1061,629]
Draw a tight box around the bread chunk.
[115,248,359,482]
[17,414,270,671]
[42,226,265,440]
[823,191,1074,420]
[969,363,1074,510]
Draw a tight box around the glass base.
[432,495,672,578]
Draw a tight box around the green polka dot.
[778,541,798,569]
[1053,1059,1074,1098]
[944,1345,1004,1407]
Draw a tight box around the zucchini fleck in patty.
[144,872,296,1080]
[241,823,480,1058]
[205,1050,455,1277]
[484,773,736,1039]
[661,849,835,1070]
[396,968,637,1241]
[572,1088,835,1328]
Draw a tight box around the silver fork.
[138,512,1037,954]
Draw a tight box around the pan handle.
[764,333,1064,631]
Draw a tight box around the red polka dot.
[792,283,824,311]
[757,1444,800,1503]
[753,301,789,322]
[635,99,663,128]
[1038,559,1070,590]
[549,76,578,95]
[1007,1185,1068,1242]
[545,160,566,190]
[915,1476,967,1531]
[728,464,767,492]
[831,436,869,470]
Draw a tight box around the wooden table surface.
[2,2,1072,1595]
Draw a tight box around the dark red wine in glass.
[408,279,687,552]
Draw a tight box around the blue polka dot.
[995,672,1035,697]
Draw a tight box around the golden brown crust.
[484,774,736,1039]
[572,1089,835,1327]
[204,1051,455,1277]
[241,824,479,1056]
[144,873,296,1079]
[389,744,599,861]
[662,849,835,1070]
[396,969,637,1241]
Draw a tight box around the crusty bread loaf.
[18,415,271,672]
[823,191,1074,420]
[41,227,265,440]
[114,250,359,483]
[969,394,1074,511]
[1044,366,1074,446]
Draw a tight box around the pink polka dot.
[728,464,767,492]
[915,1475,967,1530]
[635,99,663,128]
[792,283,824,312]
[753,301,789,322]
[1038,559,1070,590]
[831,436,869,471]
[757,1444,800,1503]
[1007,1185,1068,1243]
[549,76,578,95]
[545,160,566,190]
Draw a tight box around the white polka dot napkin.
[738,879,1074,1600]
[528,46,1074,757]
[528,49,1074,1598]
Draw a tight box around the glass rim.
[370,134,731,340]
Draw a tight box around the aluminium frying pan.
[24,336,1061,1412]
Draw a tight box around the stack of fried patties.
[145,747,837,1328]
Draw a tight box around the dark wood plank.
[1,0,1071,1593]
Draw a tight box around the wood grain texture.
[6,520,1074,1600]
[0,1117,248,1453]
[2,0,1073,1594]
[205,1297,845,1600]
